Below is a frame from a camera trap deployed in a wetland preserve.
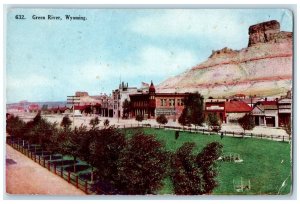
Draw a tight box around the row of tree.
[6,113,223,195]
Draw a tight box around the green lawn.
[125,128,292,195]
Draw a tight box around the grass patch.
[127,128,292,195]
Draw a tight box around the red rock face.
[157,20,293,98]
[248,20,291,46]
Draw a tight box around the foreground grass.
[125,128,292,195]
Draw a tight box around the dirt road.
[5,145,86,195]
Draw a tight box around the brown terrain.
[157,20,293,98]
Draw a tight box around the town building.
[277,98,292,127]
[252,100,278,127]
[129,81,188,120]
[205,99,252,124]
[112,82,139,119]
[96,94,113,117]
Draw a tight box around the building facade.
[252,100,279,127]
[129,82,188,120]
[112,82,138,119]
[205,99,252,124]
[277,98,291,127]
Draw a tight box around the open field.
[126,128,292,195]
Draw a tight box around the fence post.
[271,135,273,140]
[224,131,226,136]
[43,158,46,167]
[233,132,234,137]
[85,180,88,194]
[76,176,79,188]
[282,136,285,142]
[203,129,204,134]
[34,153,36,162]
[61,167,63,178]
[261,134,262,139]
[38,155,40,164]
[251,133,252,138]
[48,161,50,171]
[54,164,56,174]
[68,171,71,183]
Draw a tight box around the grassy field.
[124,128,292,195]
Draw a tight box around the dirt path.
[5,144,86,195]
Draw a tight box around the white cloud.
[130,10,243,43]
[65,45,199,94]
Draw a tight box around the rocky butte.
[157,20,293,98]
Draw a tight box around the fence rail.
[6,138,96,195]
[117,123,290,142]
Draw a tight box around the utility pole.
[117,90,120,123]
[67,96,80,129]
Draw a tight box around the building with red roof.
[205,99,252,124]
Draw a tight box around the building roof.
[260,101,277,106]
[225,101,252,113]
[255,100,278,110]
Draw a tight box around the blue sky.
[6,8,293,103]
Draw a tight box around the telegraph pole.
[67,96,80,129]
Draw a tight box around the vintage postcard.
[5,7,293,196]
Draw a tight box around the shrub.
[156,114,168,125]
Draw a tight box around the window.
[160,99,167,106]
[177,98,184,106]
[169,99,175,107]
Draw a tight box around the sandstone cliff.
[157,20,293,98]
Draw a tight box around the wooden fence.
[6,138,96,195]
[116,123,291,142]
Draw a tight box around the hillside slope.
[157,20,293,98]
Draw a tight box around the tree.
[89,116,100,129]
[116,133,169,194]
[238,113,255,133]
[196,142,223,194]
[84,105,92,115]
[89,127,126,193]
[170,142,223,195]
[103,119,110,128]
[178,92,204,127]
[135,114,144,125]
[60,125,86,173]
[122,99,131,119]
[33,112,42,125]
[283,119,292,138]
[6,115,26,139]
[156,114,168,125]
[207,113,221,132]
[170,142,203,195]
[61,115,72,130]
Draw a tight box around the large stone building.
[112,82,139,119]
